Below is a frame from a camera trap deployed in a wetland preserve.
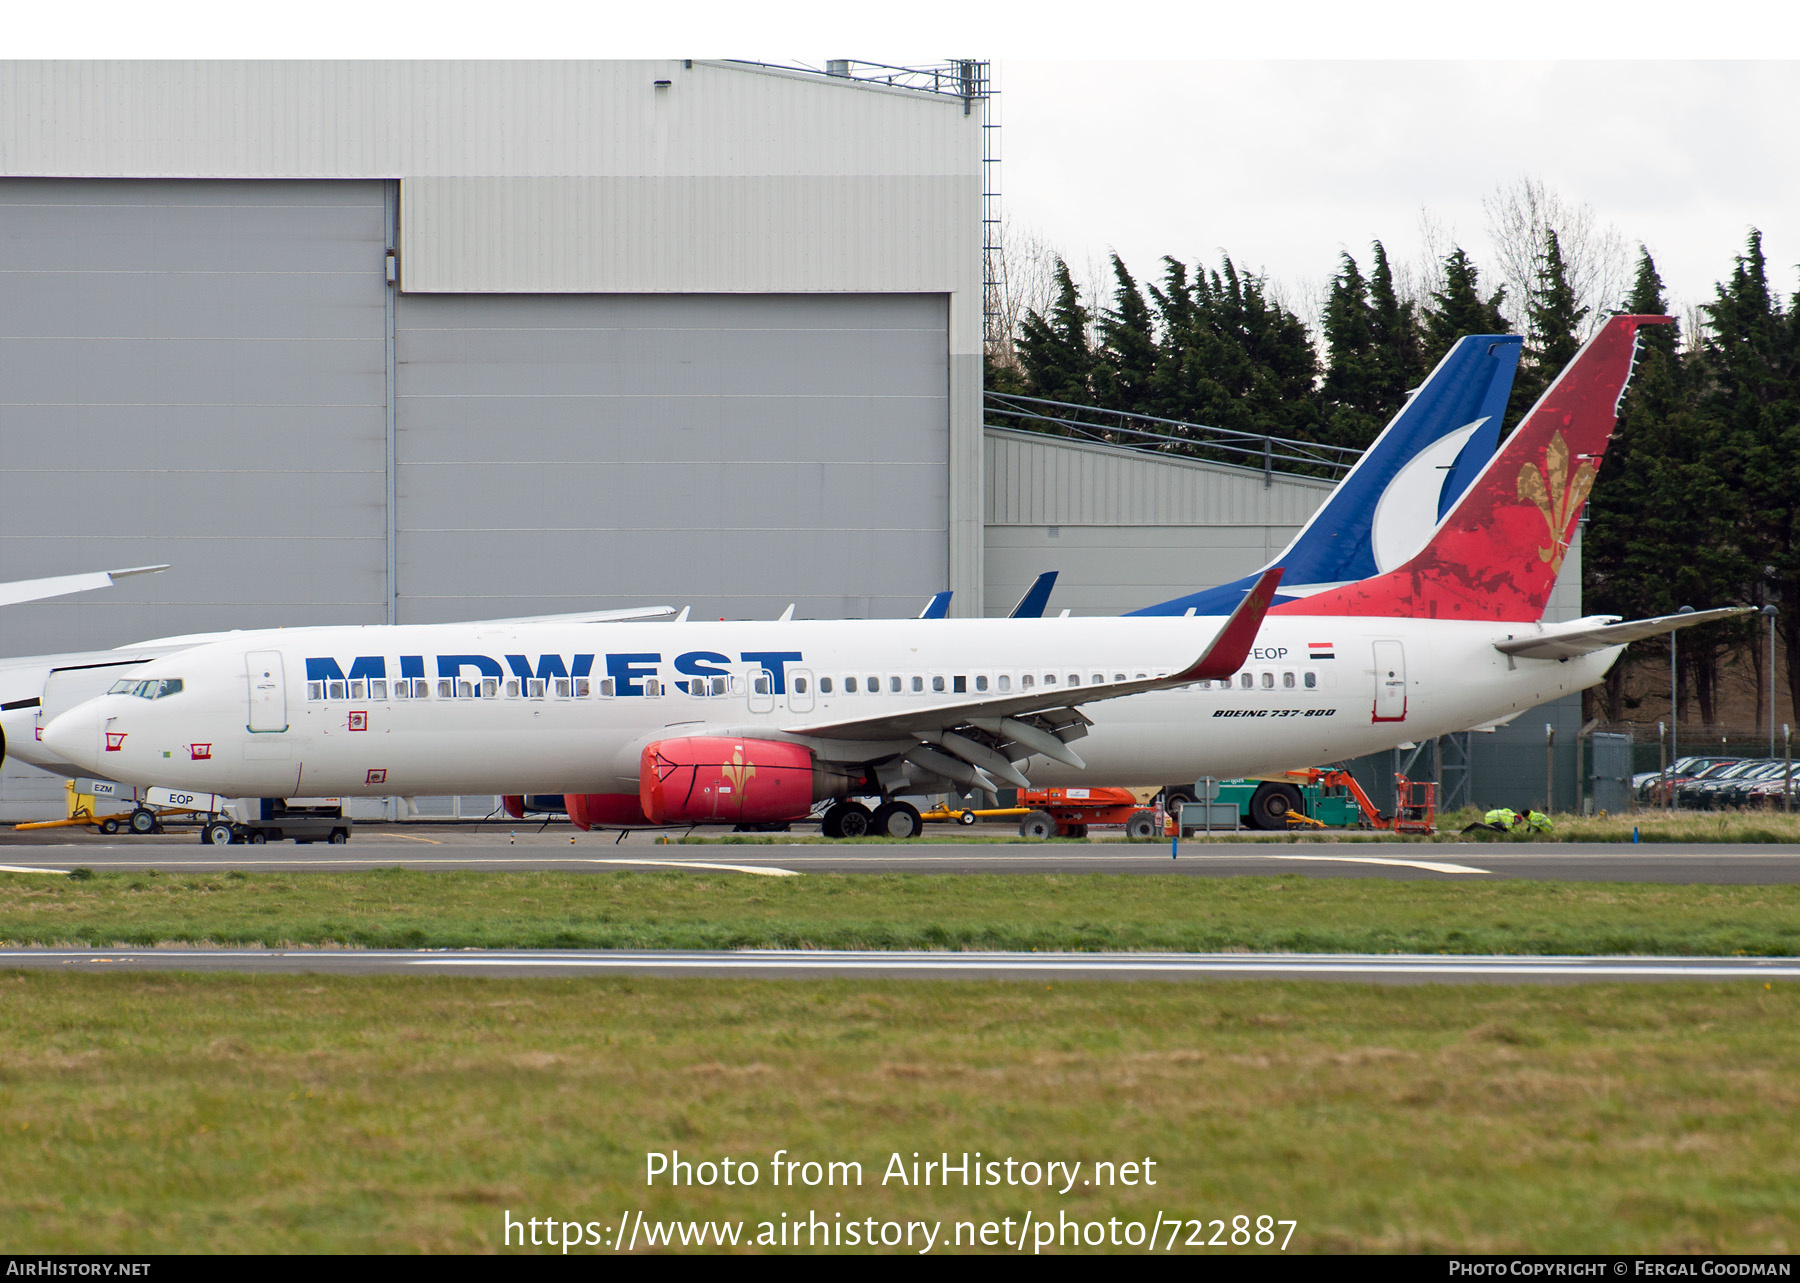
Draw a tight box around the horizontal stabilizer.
[0,564,170,608]
[1495,607,1753,661]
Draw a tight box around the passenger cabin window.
[1113,673,1127,682]
[1042,674,1056,687]
[1282,672,1295,688]
[436,680,453,699]
[575,677,591,698]
[329,680,347,701]
[932,675,945,693]
[370,680,387,700]
[975,675,988,692]
[349,680,366,700]
[794,676,809,695]
[710,675,728,697]
[392,681,410,701]
[1091,673,1104,685]
[845,676,858,693]
[411,679,430,699]
[307,681,324,701]
[643,677,663,697]
[910,675,923,693]
[998,675,1011,692]
[889,676,902,694]
[755,674,772,696]
[1021,674,1035,690]
[1239,673,1253,690]
[1260,672,1274,689]
[505,679,521,698]
[953,675,966,693]
[482,677,499,698]
[554,678,571,698]
[527,678,546,699]
[867,675,879,693]
[1304,672,1317,689]
[820,676,833,694]
[457,679,476,699]
[1067,674,1080,687]
[599,677,617,698]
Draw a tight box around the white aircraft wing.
[0,564,169,608]
[1495,606,1753,661]
[422,605,679,627]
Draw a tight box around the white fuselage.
[39,614,1615,799]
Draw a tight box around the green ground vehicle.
[1167,776,1366,831]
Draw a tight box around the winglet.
[918,591,953,620]
[1008,571,1059,619]
[1173,568,1283,682]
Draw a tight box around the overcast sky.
[998,60,1800,332]
[18,3,1799,335]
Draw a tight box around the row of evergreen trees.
[991,231,1799,729]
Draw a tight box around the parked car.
[1633,756,1739,802]
[1644,758,1742,807]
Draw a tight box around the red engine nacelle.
[639,737,819,825]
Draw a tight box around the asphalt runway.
[3,828,1800,882]
[3,947,1796,983]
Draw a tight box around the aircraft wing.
[0,564,169,608]
[1495,607,1753,661]
[777,569,1281,746]
[454,605,679,627]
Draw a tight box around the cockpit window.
[108,679,136,694]
[128,678,183,699]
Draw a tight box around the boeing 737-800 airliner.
[40,316,1746,838]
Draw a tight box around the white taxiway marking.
[581,859,799,877]
[0,864,71,875]
[1264,855,1491,875]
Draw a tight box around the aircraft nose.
[40,702,103,772]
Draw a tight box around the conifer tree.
[1320,252,1385,450]
[1095,254,1157,416]
[1367,241,1424,411]
[1420,247,1510,370]
[1511,229,1590,421]
[1016,258,1094,407]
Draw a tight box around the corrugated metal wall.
[393,293,950,622]
[0,178,391,652]
[982,428,1334,616]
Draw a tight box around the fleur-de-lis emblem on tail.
[1517,430,1596,574]
[719,748,757,794]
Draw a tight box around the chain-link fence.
[1582,723,1798,812]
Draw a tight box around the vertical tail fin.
[1276,315,1672,623]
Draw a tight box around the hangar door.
[393,293,950,622]
[0,179,391,655]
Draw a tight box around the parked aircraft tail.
[1275,315,1672,623]
[1127,331,1521,616]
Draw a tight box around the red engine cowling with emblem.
[639,737,818,825]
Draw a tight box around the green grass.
[4,870,1799,955]
[1438,808,1800,844]
[0,974,1793,1252]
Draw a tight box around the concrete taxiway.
[2,825,1799,882]
[3,947,1796,983]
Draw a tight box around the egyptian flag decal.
[1307,642,1336,661]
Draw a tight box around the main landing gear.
[820,799,923,839]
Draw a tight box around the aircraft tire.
[871,801,923,839]
[1248,783,1305,831]
[1018,809,1056,840]
[822,801,873,839]
[1124,809,1159,840]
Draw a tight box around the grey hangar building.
[0,59,1586,821]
